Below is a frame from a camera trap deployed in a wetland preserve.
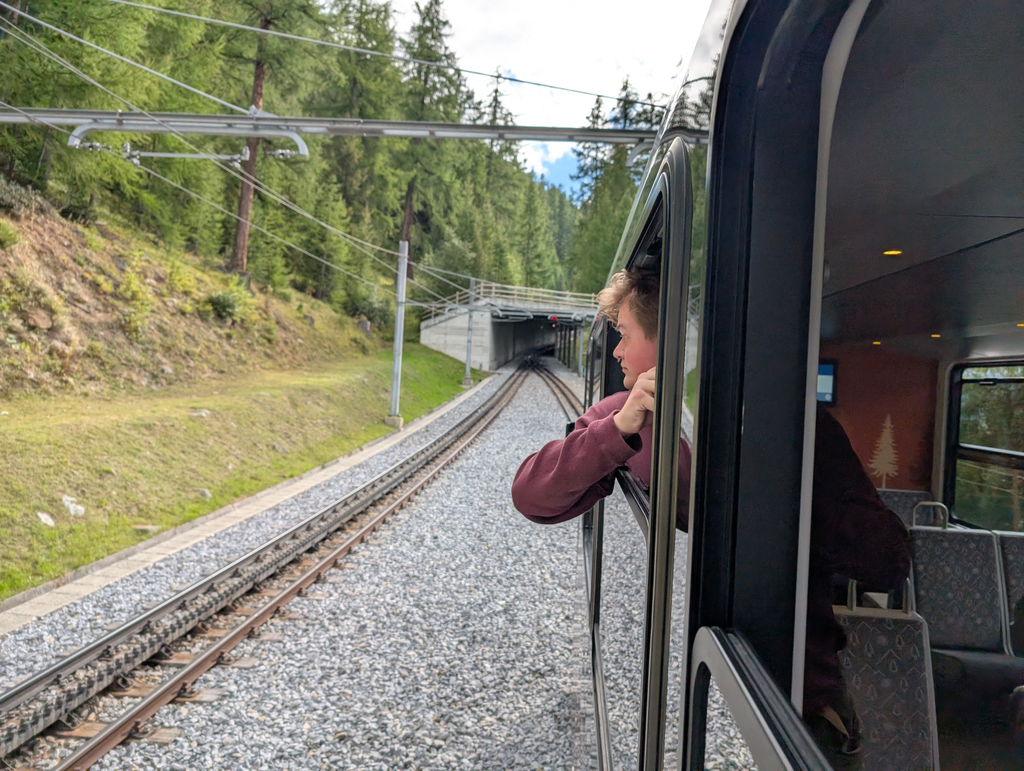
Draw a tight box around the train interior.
[812,2,1024,769]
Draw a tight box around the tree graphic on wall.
[869,414,899,489]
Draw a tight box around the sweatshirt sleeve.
[810,406,911,590]
[512,393,641,525]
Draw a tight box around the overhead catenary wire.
[0,16,457,306]
[0,0,248,115]
[0,97,398,298]
[103,0,665,109]
[0,12,577,311]
[0,8,407,267]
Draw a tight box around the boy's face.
[612,300,658,389]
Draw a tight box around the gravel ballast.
[93,373,587,771]
[4,363,757,770]
[0,372,510,688]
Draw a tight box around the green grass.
[0,217,18,250]
[684,369,698,416]
[0,344,484,599]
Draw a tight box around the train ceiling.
[821,0,1024,358]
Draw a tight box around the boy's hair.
[596,267,660,340]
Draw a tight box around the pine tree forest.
[0,0,676,322]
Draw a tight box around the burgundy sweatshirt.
[512,393,910,717]
[511,390,692,528]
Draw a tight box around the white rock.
[191,409,210,418]
[62,495,85,517]
[36,512,55,527]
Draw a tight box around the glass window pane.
[600,492,647,768]
[704,676,758,770]
[960,381,1024,453]
[953,459,1024,531]
[961,366,1024,380]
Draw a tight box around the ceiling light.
[931,334,941,338]
[883,249,903,256]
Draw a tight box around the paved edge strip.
[0,375,495,636]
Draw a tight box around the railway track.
[0,363,545,771]
[529,357,584,421]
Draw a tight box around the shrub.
[167,260,196,296]
[205,278,254,323]
[207,290,240,320]
[0,218,19,250]
[118,272,152,341]
[0,178,53,217]
[82,228,103,252]
[341,290,393,329]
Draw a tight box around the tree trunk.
[232,12,271,273]
[400,178,415,243]
[5,1,22,27]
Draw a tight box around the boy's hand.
[614,368,656,436]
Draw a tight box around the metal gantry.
[0,108,683,157]
[0,106,701,423]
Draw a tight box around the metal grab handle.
[912,501,950,528]
[843,577,913,612]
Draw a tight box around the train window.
[703,679,756,770]
[600,490,648,768]
[949,366,1024,530]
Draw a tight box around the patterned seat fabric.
[997,532,1024,654]
[836,608,938,771]
[878,490,933,526]
[998,533,1024,617]
[911,528,1006,651]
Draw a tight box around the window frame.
[943,361,1024,527]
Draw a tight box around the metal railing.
[420,281,599,321]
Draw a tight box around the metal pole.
[386,240,408,428]
[462,277,475,387]
[578,324,585,378]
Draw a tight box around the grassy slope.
[0,204,484,600]
[0,345,482,599]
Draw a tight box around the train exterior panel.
[583,0,1024,769]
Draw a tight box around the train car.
[581,0,1024,769]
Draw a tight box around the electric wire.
[0,97,398,298]
[103,0,665,109]
[0,17,458,306]
[0,14,582,311]
[0,9,405,264]
[0,0,248,114]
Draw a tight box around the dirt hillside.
[0,187,377,399]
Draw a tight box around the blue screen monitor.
[817,361,837,405]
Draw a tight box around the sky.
[389,0,717,197]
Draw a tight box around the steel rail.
[0,367,528,756]
[51,369,526,771]
[532,361,584,420]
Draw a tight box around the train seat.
[835,606,940,771]
[996,532,1024,655]
[910,526,1009,653]
[911,526,1024,735]
[878,490,935,526]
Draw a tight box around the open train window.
[947,364,1024,530]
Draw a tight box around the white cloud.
[518,141,572,177]
[389,0,716,132]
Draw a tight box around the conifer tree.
[517,179,559,288]
[570,97,607,203]
[568,145,636,292]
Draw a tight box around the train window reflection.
[953,375,1024,531]
[599,492,647,768]
[703,677,757,771]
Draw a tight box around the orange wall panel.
[819,342,938,492]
